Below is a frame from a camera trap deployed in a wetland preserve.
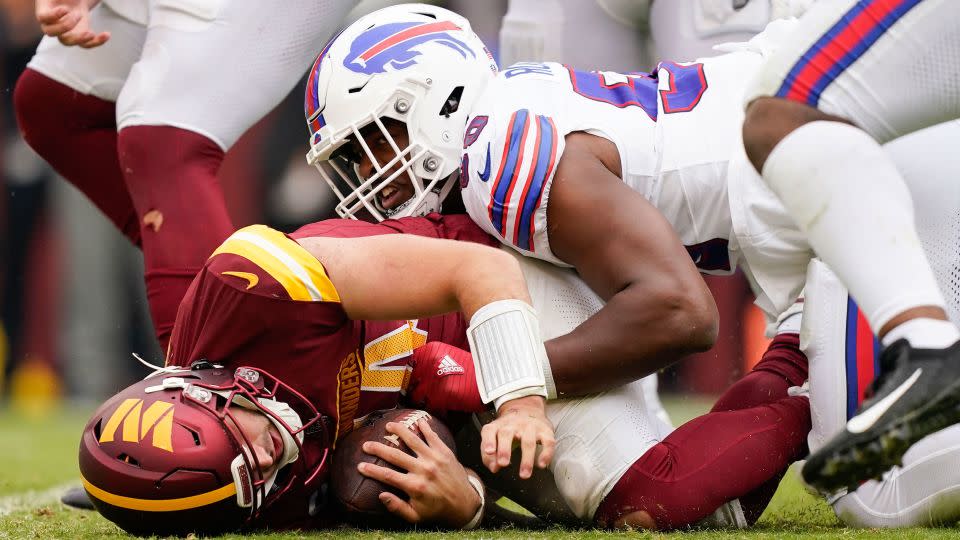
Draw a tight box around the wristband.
[468,300,548,408]
[462,473,486,530]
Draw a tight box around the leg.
[114,0,355,347]
[111,0,351,346]
[13,3,146,245]
[807,262,960,527]
[742,0,960,492]
[596,396,810,530]
[594,334,810,530]
[14,70,140,245]
[116,125,229,346]
[743,0,960,338]
[807,121,960,526]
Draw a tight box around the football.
[330,408,456,527]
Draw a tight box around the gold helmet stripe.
[80,473,237,512]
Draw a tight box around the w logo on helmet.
[99,399,175,452]
[344,20,475,75]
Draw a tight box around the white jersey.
[460,50,765,276]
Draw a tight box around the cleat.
[802,339,960,494]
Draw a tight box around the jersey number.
[567,61,708,120]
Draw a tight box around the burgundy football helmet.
[78,361,332,536]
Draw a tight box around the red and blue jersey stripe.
[486,110,559,252]
[844,296,881,419]
[514,115,558,251]
[776,0,924,107]
[488,110,531,237]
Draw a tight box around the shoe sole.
[803,377,960,493]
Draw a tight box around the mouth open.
[378,185,404,209]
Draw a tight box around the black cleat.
[60,486,95,510]
[802,339,960,494]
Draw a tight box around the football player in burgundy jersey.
[79,215,557,535]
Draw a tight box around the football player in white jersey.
[312,1,960,493]
[305,5,811,530]
[307,3,960,528]
[740,0,960,493]
[14,0,356,350]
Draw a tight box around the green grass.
[1,400,958,539]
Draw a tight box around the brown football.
[330,408,456,527]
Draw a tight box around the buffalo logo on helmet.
[343,20,474,75]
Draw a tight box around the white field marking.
[0,483,75,516]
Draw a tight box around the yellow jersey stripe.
[246,226,341,302]
[363,323,428,365]
[211,225,339,302]
[212,237,313,301]
[81,474,237,512]
[360,368,407,391]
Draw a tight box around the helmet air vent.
[184,426,202,446]
[116,454,141,468]
[439,86,464,117]
[348,80,370,94]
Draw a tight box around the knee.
[117,126,223,171]
[742,97,833,174]
[611,510,658,530]
[13,70,54,151]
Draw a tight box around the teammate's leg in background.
[741,0,960,491]
[113,0,355,347]
[13,3,144,246]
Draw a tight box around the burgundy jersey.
[164,214,495,528]
[167,214,494,437]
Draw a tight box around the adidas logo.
[437,355,465,376]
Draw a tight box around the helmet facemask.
[308,95,457,221]
[176,366,329,516]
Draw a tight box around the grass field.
[2,398,958,539]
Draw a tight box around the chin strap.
[133,352,189,378]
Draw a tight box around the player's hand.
[36,0,110,48]
[358,419,482,528]
[480,395,555,479]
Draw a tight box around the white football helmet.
[304,3,498,221]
